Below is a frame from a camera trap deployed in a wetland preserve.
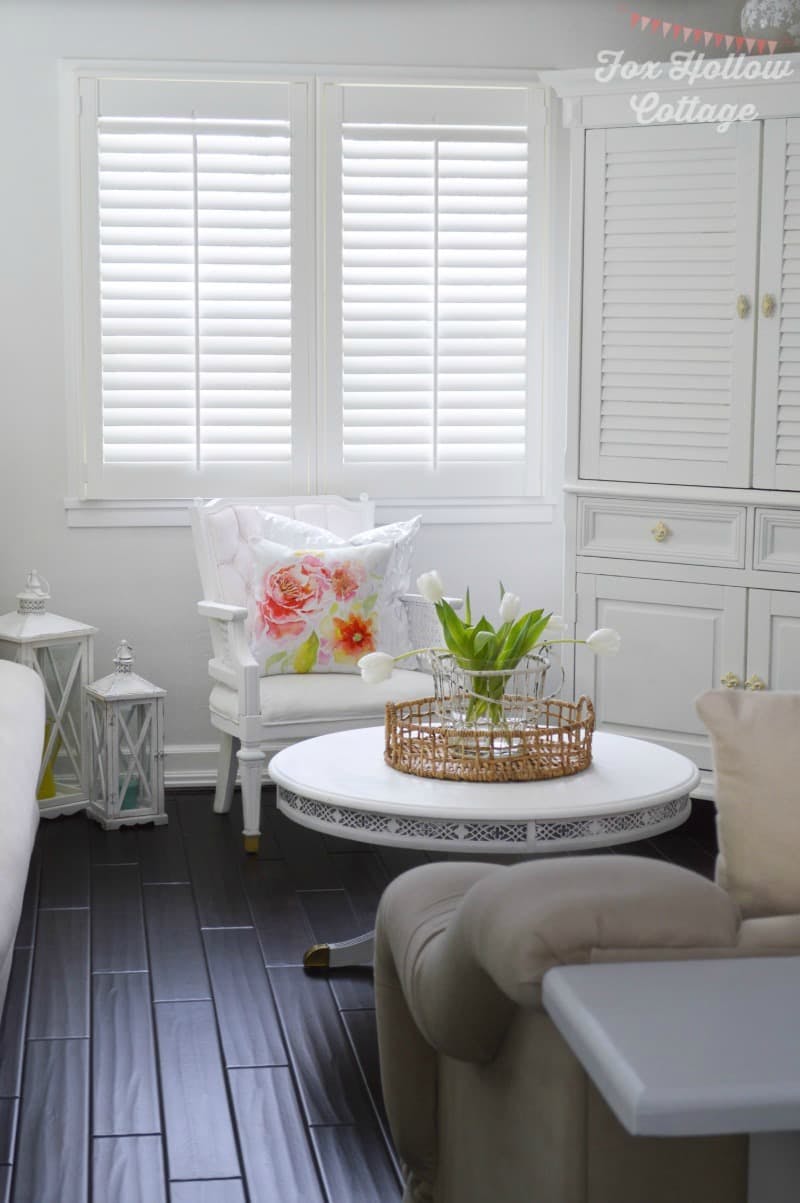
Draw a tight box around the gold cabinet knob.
[761,294,777,318]
[744,674,767,691]
[736,294,751,319]
[651,520,670,543]
[720,672,740,689]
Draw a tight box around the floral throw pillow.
[248,537,394,675]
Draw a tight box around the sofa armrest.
[377,856,741,1067]
[458,856,741,1008]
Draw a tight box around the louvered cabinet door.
[754,119,800,490]
[580,122,760,487]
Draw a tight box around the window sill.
[64,496,558,529]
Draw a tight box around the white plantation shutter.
[322,83,544,498]
[580,122,760,489]
[754,118,800,490]
[78,76,312,498]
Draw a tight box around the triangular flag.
[641,15,651,29]
[683,25,693,41]
[630,12,640,27]
[746,37,756,52]
[662,21,672,36]
[673,23,683,39]
[704,31,713,46]
[714,33,723,47]
[725,34,734,49]
[736,35,745,50]
[694,28,703,42]
[768,39,778,53]
[757,38,766,53]
[652,18,661,31]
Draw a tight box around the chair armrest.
[197,600,248,622]
[376,856,741,1066]
[196,600,259,714]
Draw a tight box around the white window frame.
[61,60,550,521]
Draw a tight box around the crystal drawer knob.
[651,521,670,543]
[720,672,740,689]
[745,674,766,691]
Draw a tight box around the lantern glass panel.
[117,702,154,812]
[37,640,85,800]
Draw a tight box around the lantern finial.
[114,639,135,674]
[17,570,51,615]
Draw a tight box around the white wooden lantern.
[86,639,167,829]
[0,571,97,818]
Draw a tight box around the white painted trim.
[564,480,800,508]
[64,495,557,527]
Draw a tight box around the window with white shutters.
[76,75,313,498]
[71,70,545,502]
[321,82,545,498]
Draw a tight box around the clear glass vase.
[430,650,563,733]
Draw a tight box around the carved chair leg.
[237,743,265,854]
[213,733,240,814]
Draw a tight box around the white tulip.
[416,570,445,604]
[358,651,395,684]
[499,591,521,623]
[544,613,566,635]
[586,628,622,656]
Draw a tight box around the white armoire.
[543,58,800,793]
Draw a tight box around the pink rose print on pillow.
[329,559,366,602]
[257,554,332,640]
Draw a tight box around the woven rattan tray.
[385,696,594,783]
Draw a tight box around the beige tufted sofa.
[375,691,800,1203]
[0,662,43,1017]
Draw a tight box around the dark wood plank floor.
[0,787,717,1203]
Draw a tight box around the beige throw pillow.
[696,690,800,918]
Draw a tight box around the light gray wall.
[0,0,744,773]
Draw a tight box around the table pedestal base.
[303,932,374,970]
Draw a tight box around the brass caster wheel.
[303,943,331,970]
[243,834,260,855]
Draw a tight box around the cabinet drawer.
[754,509,800,572]
[577,497,746,567]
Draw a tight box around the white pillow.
[248,537,395,675]
[256,511,421,658]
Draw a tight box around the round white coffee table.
[269,726,700,968]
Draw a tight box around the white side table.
[269,727,699,968]
[543,957,800,1203]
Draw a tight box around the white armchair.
[191,495,438,852]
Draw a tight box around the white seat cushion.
[210,668,433,728]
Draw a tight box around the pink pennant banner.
[625,9,780,52]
